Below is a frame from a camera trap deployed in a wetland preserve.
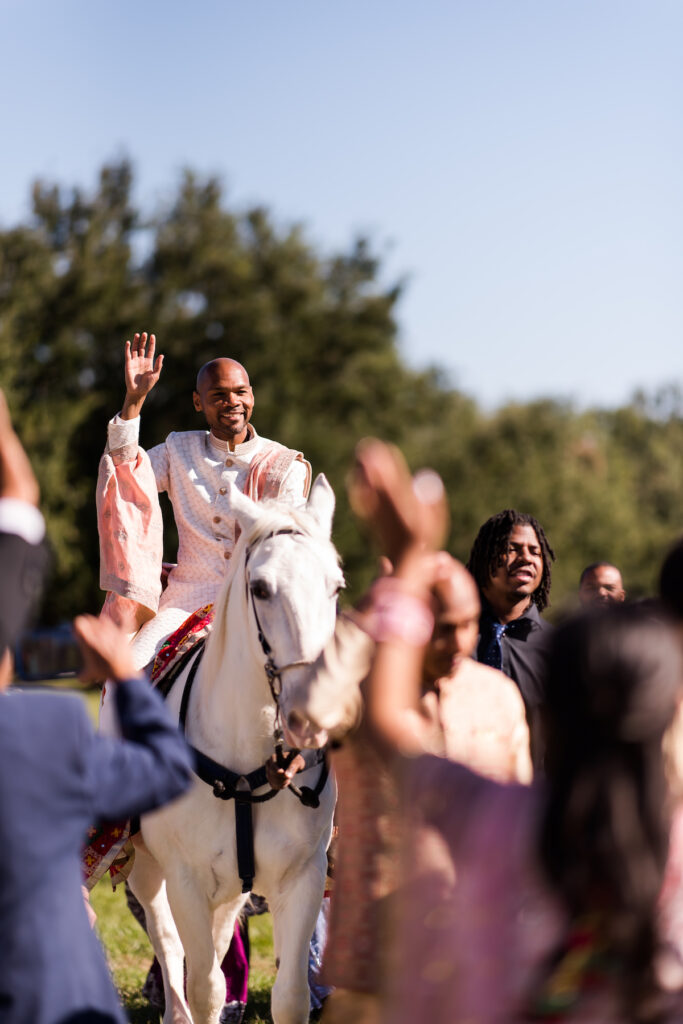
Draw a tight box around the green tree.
[2,160,682,624]
[0,163,446,618]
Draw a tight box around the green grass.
[90,881,277,1023]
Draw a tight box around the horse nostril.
[287,710,306,733]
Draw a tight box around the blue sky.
[1,0,681,408]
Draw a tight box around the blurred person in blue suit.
[0,390,194,1024]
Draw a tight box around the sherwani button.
[219,487,227,495]
[213,516,221,523]
[224,551,231,560]
[225,459,234,467]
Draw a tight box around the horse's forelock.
[239,500,341,570]
[202,500,342,682]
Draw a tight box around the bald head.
[196,358,249,392]
[432,554,480,613]
[423,555,481,684]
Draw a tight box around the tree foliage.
[1,161,681,623]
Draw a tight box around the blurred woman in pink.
[354,440,683,1024]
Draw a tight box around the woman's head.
[540,604,683,1020]
[544,604,682,775]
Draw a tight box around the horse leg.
[211,899,250,1017]
[268,859,327,1024]
[212,896,249,962]
[128,840,191,1024]
[166,872,226,1024]
[97,682,120,738]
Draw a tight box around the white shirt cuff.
[0,499,45,545]
[108,414,140,453]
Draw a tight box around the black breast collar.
[176,637,329,894]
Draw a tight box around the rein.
[175,526,330,893]
[246,528,317,785]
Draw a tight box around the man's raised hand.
[121,332,164,420]
[348,439,449,564]
[73,614,138,684]
[0,389,40,506]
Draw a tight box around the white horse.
[128,475,343,1024]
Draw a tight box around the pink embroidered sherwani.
[98,414,311,669]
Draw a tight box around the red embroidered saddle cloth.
[151,603,214,687]
[82,604,215,890]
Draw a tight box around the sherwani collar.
[207,425,260,458]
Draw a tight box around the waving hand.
[121,332,164,420]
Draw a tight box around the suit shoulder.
[536,616,554,631]
[1,689,90,735]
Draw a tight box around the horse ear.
[226,481,262,534]
[307,474,335,537]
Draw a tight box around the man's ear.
[192,391,203,413]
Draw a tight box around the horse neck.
[194,565,277,769]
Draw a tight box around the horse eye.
[250,580,271,600]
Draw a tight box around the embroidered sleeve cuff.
[0,499,46,544]
[107,414,140,455]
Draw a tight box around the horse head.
[200,475,344,740]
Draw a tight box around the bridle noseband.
[245,527,316,768]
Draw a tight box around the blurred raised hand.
[73,614,138,684]
[348,438,449,564]
[0,390,40,506]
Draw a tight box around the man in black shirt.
[466,509,555,769]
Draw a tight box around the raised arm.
[104,331,169,481]
[0,389,40,507]
[348,440,449,758]
[120,332,164,421]
[99,340,166,619]
[0,391,47,666]
[73,614,193,819]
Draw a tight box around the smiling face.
[193,359,254,445]
[579,564,625,607]
[482,523,544,616]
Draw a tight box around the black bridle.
[176,526,330,892]
[246,527,316,777]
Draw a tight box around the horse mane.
[201,499,342,686]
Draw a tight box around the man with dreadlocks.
[466,509,555,769]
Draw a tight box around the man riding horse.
[95,333,315,1021]
[98,332,311,670]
